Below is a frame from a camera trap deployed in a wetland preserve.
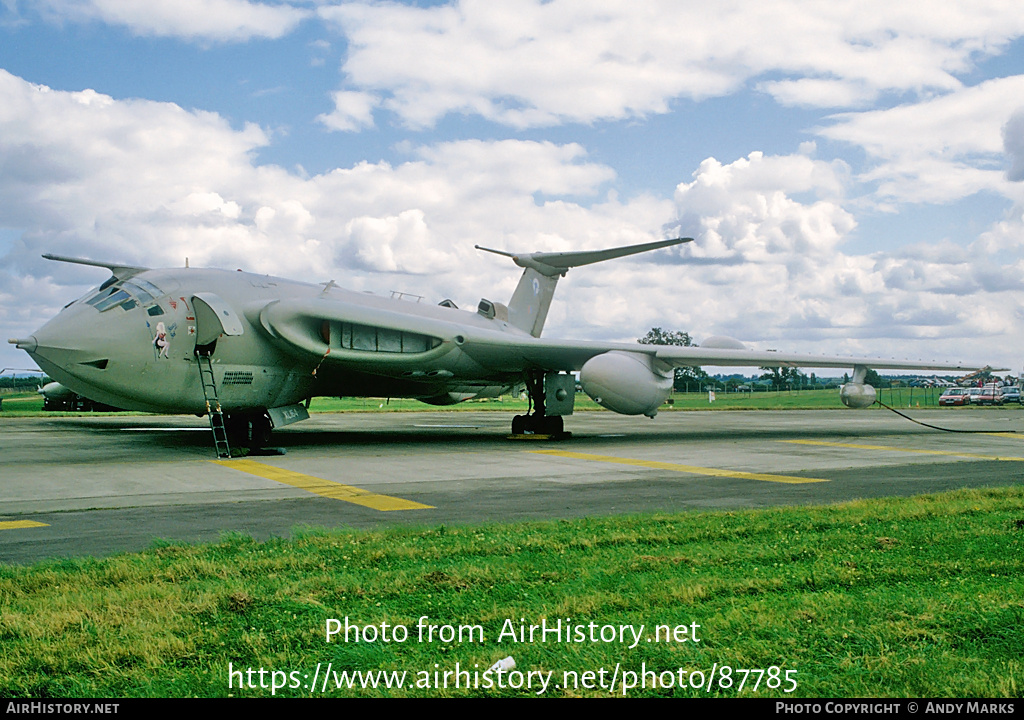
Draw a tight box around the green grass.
[2,487,1022,697]
[0,392,45,413]
[1,386,991,418]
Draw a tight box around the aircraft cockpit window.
[93,289,132,312]
[85,286,116,307]
[126,279,162,303]
[84,277,166,312]
[121,281,157,305]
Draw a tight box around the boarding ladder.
[196,353,231,458]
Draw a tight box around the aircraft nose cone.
[20,306,113,371]
[13,305,126,405]
[31,325,83,361]
[8,336,38,352]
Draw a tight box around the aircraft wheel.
[224,413,249,448]
[250,412,273,448]
[511,415,527,435]
[543,415,564,436]
[525,414,543,433]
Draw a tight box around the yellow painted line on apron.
[783,439,1024,462]
[0,520,50,530]
[214,459,434,511]
[530,450,828,484]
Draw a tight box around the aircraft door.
[191,293,245,351]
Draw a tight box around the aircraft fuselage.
[20,266,521,415]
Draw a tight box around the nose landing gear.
[224,411,273,451]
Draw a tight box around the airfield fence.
[669,382,942,407]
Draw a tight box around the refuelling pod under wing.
[840,383,876,408]
[580,350,673,418]
[840,365,878,409]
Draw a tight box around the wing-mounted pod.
[476,238,692,338]
[840,365,877,408]
[579,350,674,418]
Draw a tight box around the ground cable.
[874,398,1021,434]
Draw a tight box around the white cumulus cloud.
[820,76,1024,204]
[34,0,309,41]
[1004,108,1024,183]
[318,90,379,132]
[3,69,1022,371]
[319,0,1024,128]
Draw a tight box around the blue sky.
[2,1,1024,373]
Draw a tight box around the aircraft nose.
[18,307,113,373]
[14,297,165,412]
[8,336,38,353]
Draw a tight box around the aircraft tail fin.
[476,237,691,337]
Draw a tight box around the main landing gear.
[510,370,569,437]
[224,411,273,451]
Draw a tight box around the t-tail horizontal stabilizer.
[476,237,691,277]
[477,237,692,338]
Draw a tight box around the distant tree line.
[840,368,885,388]
[637,327,709,390]
[0,375,48,391]
[639,328,908,392]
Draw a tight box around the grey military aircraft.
[9,238,986,456]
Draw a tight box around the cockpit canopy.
[81,277,164,313]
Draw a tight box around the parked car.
[939,388,971,406]
[1000,386,1021,404]
[976,387,1005,406]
